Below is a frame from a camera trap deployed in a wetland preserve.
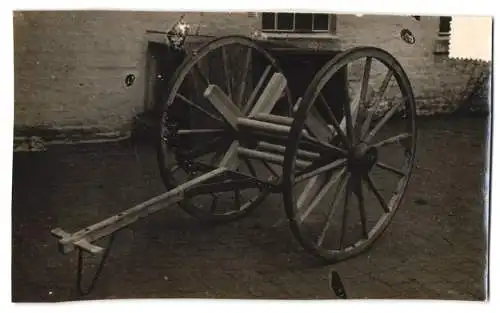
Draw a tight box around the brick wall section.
[14,11,259,133]
[338,14,440,88]
[13,12,490,144]
[336,14,491,115]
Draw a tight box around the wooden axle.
[253,113,294,126]
[256,141,320,161]
[238,117,291,133]
[237,117,311,138]
[237,147,312,169]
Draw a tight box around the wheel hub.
[348,142,378,174]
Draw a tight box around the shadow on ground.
[11,117,488,302]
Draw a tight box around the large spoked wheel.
[158,35,293,224]
[282,47,417,262]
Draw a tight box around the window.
[434,16,452,55]
[438,16,452,37]
[261,13,334,33]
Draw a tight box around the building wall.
[13,11,490,143]
[337,14,490,115]
[14,11,260,135]
[338,15,440,97]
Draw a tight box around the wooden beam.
[237,147,311,169]
[305,105,335,140]
[256,141,320,160]
[51,167,227,254]
[204,84,242,130]
[238,117,292,134]
[243,65,272,115]
[219,141,240,171]
[253,113,294,126]
[248,72,288,117]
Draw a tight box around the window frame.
[438,16,452,38]
[434,16,452,55]
[260,12,337,35]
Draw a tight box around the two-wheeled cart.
[51,28,417,295]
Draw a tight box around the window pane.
[277,13,294,30]
[262,13,275,30]
[313,14,329,31]
[295,13,313,32]
[439,16,452,33]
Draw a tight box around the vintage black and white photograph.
[10,5,492,303]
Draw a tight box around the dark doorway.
[133,41,186,143]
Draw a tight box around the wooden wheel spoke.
[359,57,373,111]
[296,176,323,211]
[361,68,393,138]
[237,48,252,106]
[354,180,368,239]
[298,168,346,224]
[191,63,210,91]
[221,47,233,101]
[372,68,394,108]
[317,93,337,124]
[360,109,375,142]
[364,97,405,143]
[301,133,347,155]
[295,158,347,184]
[376,162,406,177]
[243,65,272,115]
[296,151,342,173]
[362,174,390,213]
[349,57,372,142]
[316,171,349,247]
[371,132,412,148]
[176,93,223,123]
[319,93,349,147]
[339,175,352,248]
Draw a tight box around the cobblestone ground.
[11,117,488,302]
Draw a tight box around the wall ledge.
[13,126,131,152]
[258,32,339,41]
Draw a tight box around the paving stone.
[342,275,399,299]
[389,279,443,299]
